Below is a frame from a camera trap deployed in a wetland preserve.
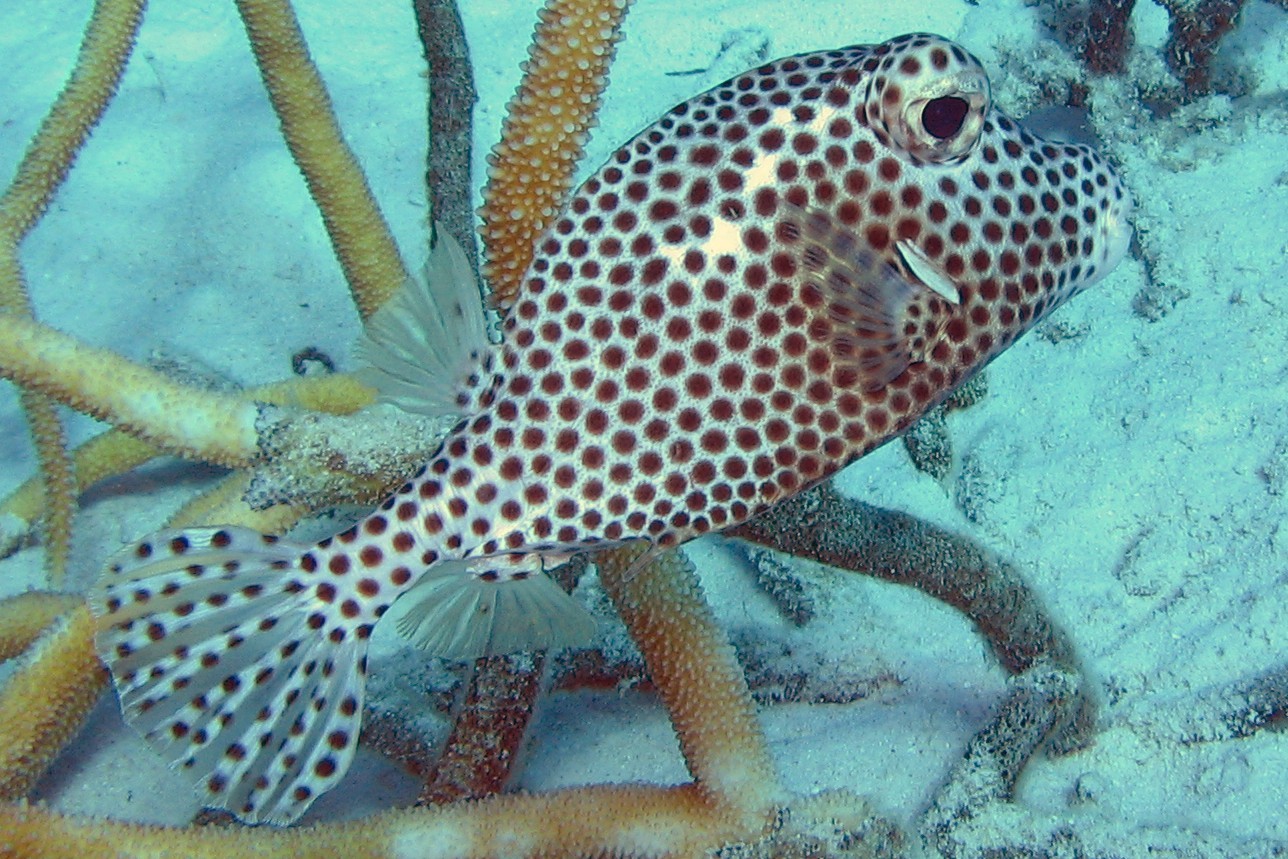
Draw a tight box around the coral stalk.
[0,373,376,556]
[0,784,748,859]
[0,0,146,583]
[0,313,261,467]
[0,603,107,800]
[0,592,82,659]
[1081,0,1136,76]
[418,652,546,804]
[234,0,412,319]
[727,482,1094,750]
[478,0,632,308]
[1159,0,1245,94]
[415,0,481,258]
[596,544,780,827]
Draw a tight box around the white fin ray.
[896,238,961,304]
[117,607,299,743]
[355,224,493,417]
[88,525,365,825]
[393,568,597,661]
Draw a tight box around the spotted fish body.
[89,33,1131,824]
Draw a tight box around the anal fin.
[393,558,597,661]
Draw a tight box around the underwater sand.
[1,0,1286,847]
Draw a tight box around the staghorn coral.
[0,600,107,801]
[477,0,630,309]
[0,0,419,565]
[0,0,146,584]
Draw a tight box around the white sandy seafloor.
[1,0,1286,851]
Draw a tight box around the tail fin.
[87,526,366,825]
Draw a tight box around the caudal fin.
[87,526,366,825]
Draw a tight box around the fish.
[87,32,1132,825]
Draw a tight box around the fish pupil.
[923,96,969,139]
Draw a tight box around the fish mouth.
[1078,180,1133,291]
[1100,188,1134,277]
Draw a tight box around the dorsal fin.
[355,224,494,417]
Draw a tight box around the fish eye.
[922,96,969,139]
[861,36,991,164]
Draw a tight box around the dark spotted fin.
[783,204,945,390]
[87,526,364,826]
[355,224,493,417]
[392,560,597,660]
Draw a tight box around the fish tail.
[87,526,368,825]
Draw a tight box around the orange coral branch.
[0,0,146,584]
[0,374,375,555]
[478,0,631,308]
[0,592,82,659]
[0,784,746,859]
[0,604,107,800]
[0,0,143,237]
[0,313,262,468]
[234,0,412,319]
[8,394,74,583]
[596,545,780,827]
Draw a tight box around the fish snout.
[1076,164,1133,293]
[1100,180,1134,277]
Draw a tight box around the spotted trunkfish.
[88,32,1132,824]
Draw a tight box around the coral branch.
[0,0,143,236]
[478,0,631,308]
[0,0,146,584]
[234,0,412,319]
[0,603,107,800]
[1135,662,1288,743]
[4,394,74,581]
[1159,0,1245,94]
[728,482,1094,751]
[0,592,82,659]
[597,544,780,826]
[415,0,481,259]
[914,664,1288,858]
[0,313,261,467]
[919,665,1078,841]
[0,430,159,563]
[1080,0,1137,76]
[418,651,546,804]
[1076,0,1248,97]
[0,374,375,556]
[164,472,308,535]
[0,784,748,859]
